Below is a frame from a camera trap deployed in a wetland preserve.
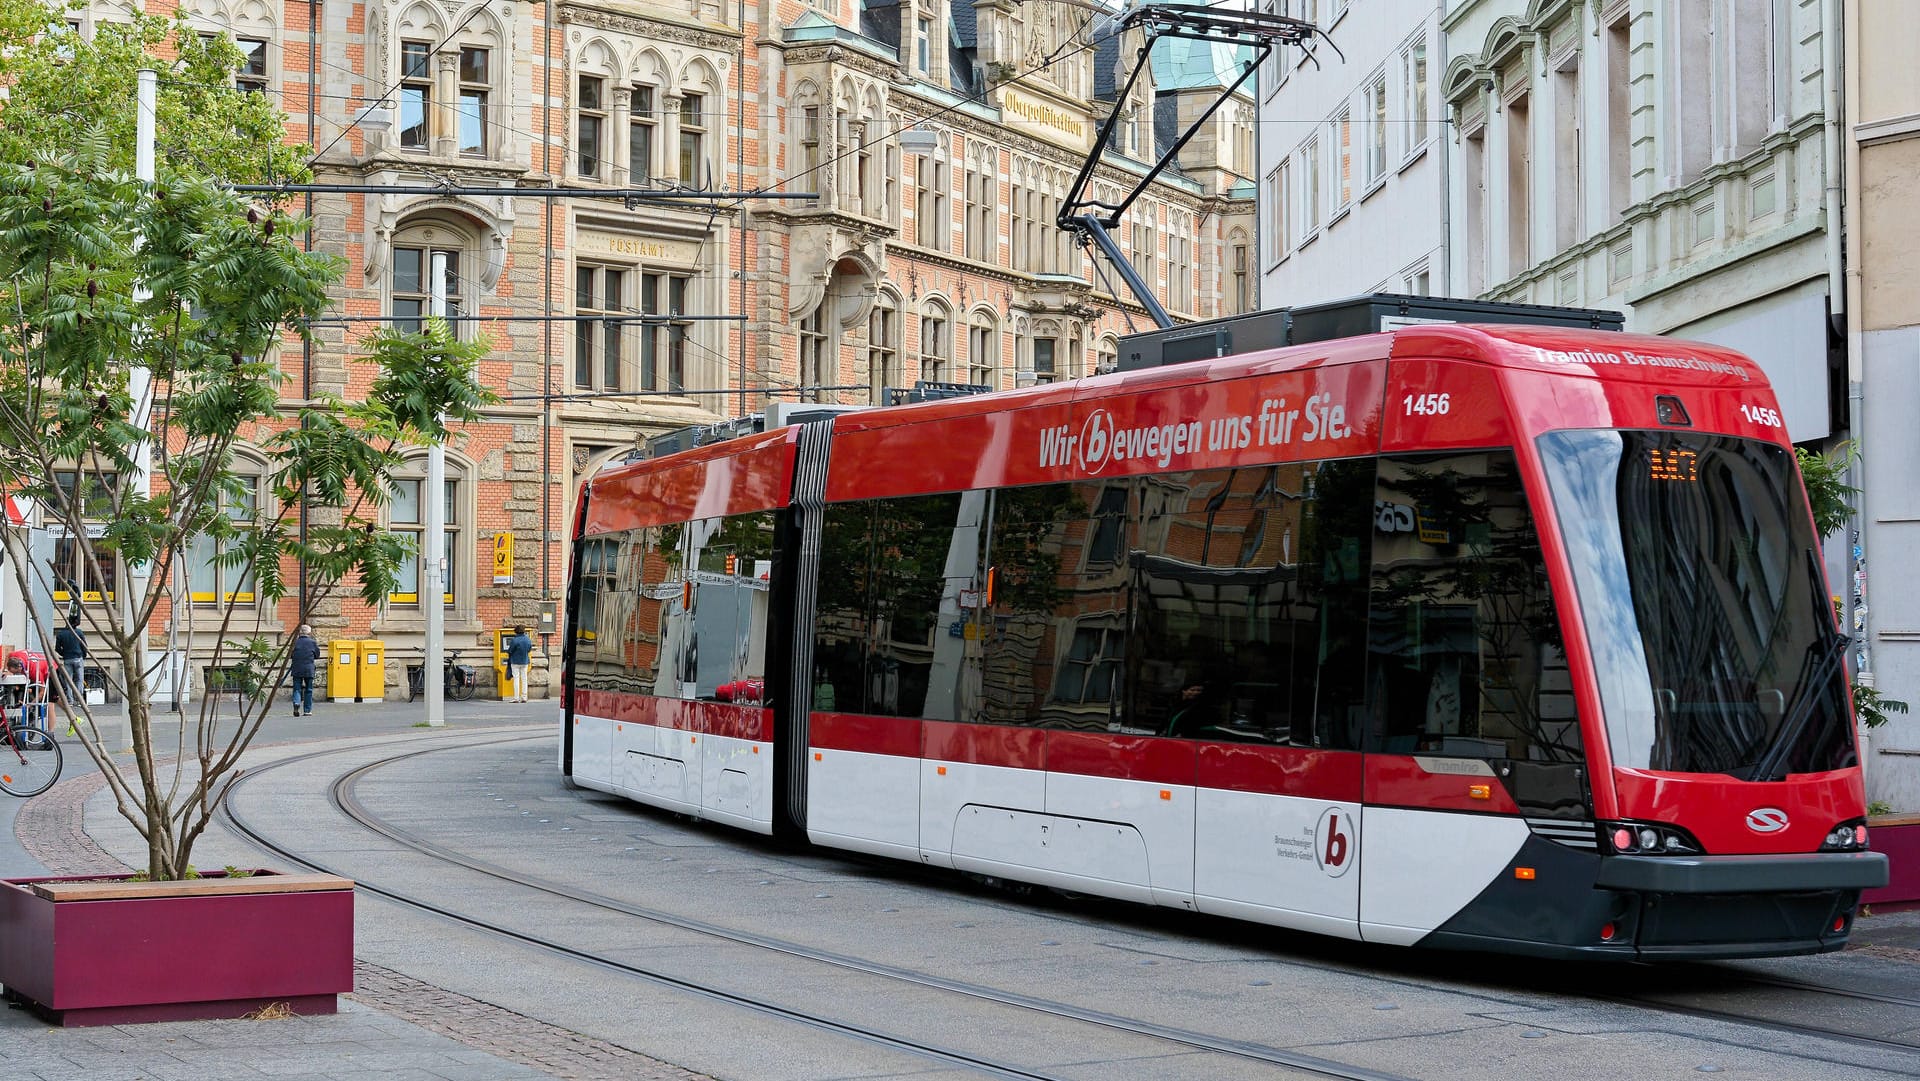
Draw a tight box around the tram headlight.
[1820,818,1870,852]
[1602,820,1702,855]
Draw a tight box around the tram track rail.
[217,732,1920,1077]
[218,733,1418,1081]
[1587,967,1920,1057]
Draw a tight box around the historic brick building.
[56,0,1254,697]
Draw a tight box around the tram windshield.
[1538,430,1854,780]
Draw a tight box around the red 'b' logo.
[1314,807,1356,878]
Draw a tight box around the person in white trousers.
[504,624,534,703]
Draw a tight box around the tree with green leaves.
[1796,442,1907,732]
[0,1,494,879]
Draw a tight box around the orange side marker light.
[813,752,822,762]
[1514,867,1537,881]
[1159,790,1172,801]
[937,766,947,776]
[1468,784,1491,800]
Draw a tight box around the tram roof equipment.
[1115,293,1626,372]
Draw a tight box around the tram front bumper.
[1595,851,1888,893]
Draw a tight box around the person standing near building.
[289,624,320,717]
[505,625,534,703]
[53,615,85,707]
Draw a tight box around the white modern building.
[1258,0,1838,443]
[1844,0,1920,811]
[1255,2,1917,801]
[1441,0,1841,446]
[1256,0,1446,306]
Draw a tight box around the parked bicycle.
[406,649,477,703]
[0,696,60,798]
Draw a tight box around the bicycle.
[0,701,60,798]
[406,649,477,703]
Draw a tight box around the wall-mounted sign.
[576,231,704,265]
[998,86,1092,153]
[492,532,514,585]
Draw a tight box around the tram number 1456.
[1404,393,1452,416]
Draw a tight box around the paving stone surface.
[1,707,712,1081]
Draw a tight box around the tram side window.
[1129,461,1371,748]
[813,501,874,713]
[811,494,981,719]
[1042,482,1135,731]
[572,536,621,691]
[685,511,776,703]
[980,482,1122,729]
[619,523,682,697]
[1366,450,1581,763]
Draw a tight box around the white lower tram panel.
[806,750,1529,942]
[570,715,775,835]
[576,719,1532,942]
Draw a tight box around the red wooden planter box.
[0,871,354,1026]
[1864,814,1920,912]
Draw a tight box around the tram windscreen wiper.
[1745,630,1848,783]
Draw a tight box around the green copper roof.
[1150,38,1254,90]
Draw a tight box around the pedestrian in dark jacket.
[505,625,534,702]
[53,616,85,707]
[289,624,320,717]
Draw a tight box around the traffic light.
[724,554,737,575]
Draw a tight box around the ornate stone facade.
[65,0,1253,696]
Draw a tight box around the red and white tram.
[561,322,1887,959]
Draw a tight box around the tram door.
[1357,451,1574,945]
[1162,461,1372,937]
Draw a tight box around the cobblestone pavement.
[352,964,711,1081]
[8,737,714,1081]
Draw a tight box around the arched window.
[629,49,671,184]
[385,453,472,615]
[1096,335,1119,376]
[49,466,118,606]
[572,39,619,180]
[868,290,900,405]
[392,2,445,153]
[800,302,832,403]
[677,59,723,186]
[913,131,952,252]
[1010,160,1030,266]
[968,309,998,388]
[183,0,275,95]
[964,143,997,263]
[186,450,267,605]
[919,299,951,382]
[792,80,823,188]
[389,216,476,334]
[861,87,886,214]
[1031,319,1061,385]
[1227,229,1251,313]
[391,1,505,160]
[884,113,903,226]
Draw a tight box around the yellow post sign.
[492,531,514,585]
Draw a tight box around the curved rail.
[218,734,1417,1081]
[218,733,1920,1071]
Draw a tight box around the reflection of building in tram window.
[1365,450,1582,764]
[1126,460,1372,748]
